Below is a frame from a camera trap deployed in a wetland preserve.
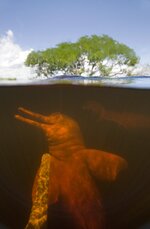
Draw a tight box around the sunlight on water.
[29,75,150,89]
[99,76,150,88]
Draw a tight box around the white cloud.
[0,30,35,81]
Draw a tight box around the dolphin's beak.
[15,107,48,128]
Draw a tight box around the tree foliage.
[25,35,139,77]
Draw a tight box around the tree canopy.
[25,35,139,77]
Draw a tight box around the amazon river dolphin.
[15,107,127,229]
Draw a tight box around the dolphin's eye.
[54,113,63,120]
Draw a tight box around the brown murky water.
[0,84,150,229]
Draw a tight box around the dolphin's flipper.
[81,149,127,181]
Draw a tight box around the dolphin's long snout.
[15,107,47,127]
[15,107,63,128]
[18,107,48,122]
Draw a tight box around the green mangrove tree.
[25,35,139,77]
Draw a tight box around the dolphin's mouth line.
[15,107,55,126]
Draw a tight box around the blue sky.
[0,0,150,63]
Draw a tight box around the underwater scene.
[0,84,150,229]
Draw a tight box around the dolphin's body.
[84,101,150,129]
[15,107,127,229]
